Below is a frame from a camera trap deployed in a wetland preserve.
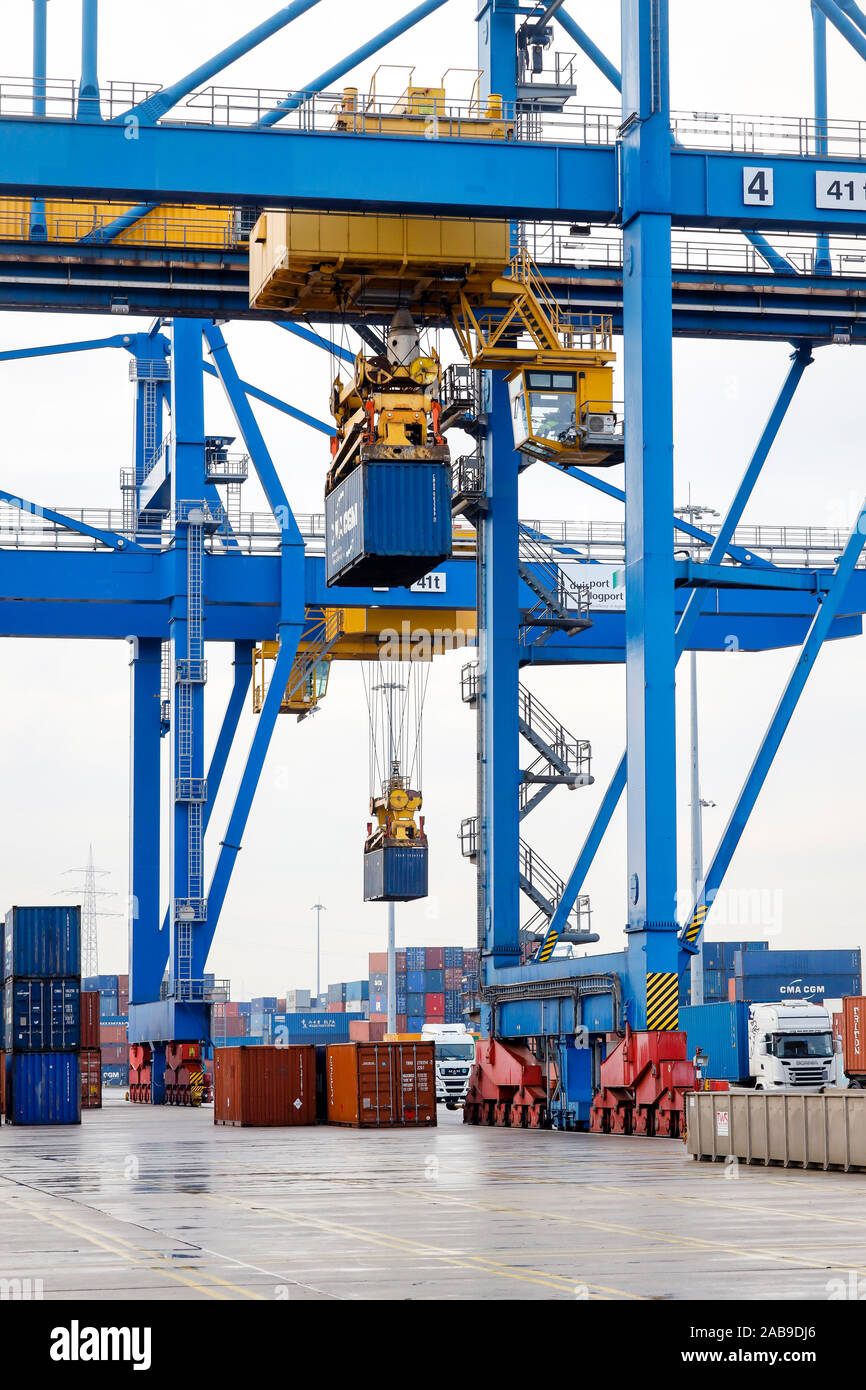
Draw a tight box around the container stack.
[2,906,82,1125]
[367,946,478,1031]
[731,948,861,1003]
[83,972,130,1087]
[678,940,768,1008]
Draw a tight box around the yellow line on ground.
[0,1194,229,1300]
[195,1190,642,1300]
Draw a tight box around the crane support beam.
[203,640,255,832]
[4,118,866,232]
[812,0,866,61]
[254,0,452,127]
[0,488,144,553]
[128,638,163,1004]
[117,1,324,126]
[536,344,811,952]
[680,493,866,960]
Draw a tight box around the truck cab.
[420,1023,476,1108]
[748,1001,838,1090]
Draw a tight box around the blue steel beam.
[77,0,101,122]
[680,493,866,960]
[619,0,679,1023]
[204,323,302,536]
[7,117,866,232]
[0,488,143,552]
[837,0,866,33]
[119,1,324,126]
[537,344,812,953]
[812,0,866,60]
[202,362,335,435]
[0,335,145,363]
[255,0,451,127]
[555,8,622,91]
[813,3,832,275]
[203,641,254,830]
[277,321,355,366]
[29,0,48,241]
[128,638,164,1004]
[203,627,300,956]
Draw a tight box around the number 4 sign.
[743,166,774,206]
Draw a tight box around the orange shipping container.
[842,996,866,1076]
[100,1024,127,1045]
[369,952,388,974]
[326,1041,436,1128]
[214,1044,316,1127]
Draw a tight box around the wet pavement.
[0,1094,863,1300]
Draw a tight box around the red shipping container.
[214,1045,316,1127]
[395,1015,407,1033]
[100,1023,128,1045]
[327,1002,346,1013]
[444,967,462,990]
[117,974,129,993]
[833,1011,843,1047]
[349,1021,372,1041]
[277,998,286,1011]
[224,1016,249,1037]
[369,1019,387,1041]
[326,1041,436,1127]
[369,951,388,974]
[80,1048,102,1109]
[426,993,445,1017]
[425,947,445,970]
[100,1043,127,1063]
[463,950,479,970]
[80,992,101,1049]
[842,996,866,1076]
[226,1001,241,1017]
[396,950,407,972]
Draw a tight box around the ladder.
[458,815,592,944]
[518,525,592,644]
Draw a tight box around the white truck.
[420,1023,476,1108]
[748,1001,838,1090]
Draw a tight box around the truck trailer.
[680,1000,838,1091]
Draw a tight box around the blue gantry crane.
[1,0,866,1119]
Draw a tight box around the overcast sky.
[1,1,865,998]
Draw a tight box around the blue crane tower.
[1,0,866,1120]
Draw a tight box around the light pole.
[311,901,326,1003]
[387,902,396,1036]
[674,498,719,1006]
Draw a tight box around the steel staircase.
[458,815,592,943]
[518,524,592,644]
[460,659,595,951]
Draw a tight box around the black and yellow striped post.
[681,902,708,947]
[536,928,559,964]
[646,972,679,1031]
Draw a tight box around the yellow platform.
[249,210,510,318]
[0,199,239,248]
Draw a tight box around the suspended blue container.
[325,460,452,588]
[3,979,80,1052]
[3,906,81,980]
[6,1052,81,1125]
[363,845,428,903]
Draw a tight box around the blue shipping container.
[3,906,81,980]
[251,997,278,1010]
[679,1002,750,1082]
[444,947,464,968]
[732,973,861,1003]
[99,994,119,1019]
[369,994,387,1015]
[237,1002,251,1017]
[363,844,428,902]
[407,995,426,1016]
[325,459,452,588]
[268,1012,365,1043]
[6,1052,81,1124]
[396,993,407,1013]
[101,1065,127,1086]
[735,949,861,978]
[3,978,80,1051]
[406,948,426,971]
[425,969,445,992]
[345,980,369,1001]
[407,970,425,994]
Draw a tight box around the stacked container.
[731,948,861,1003]
[2,906,81,1124]
[80,990,102,1109]
[366,946,471,1028]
